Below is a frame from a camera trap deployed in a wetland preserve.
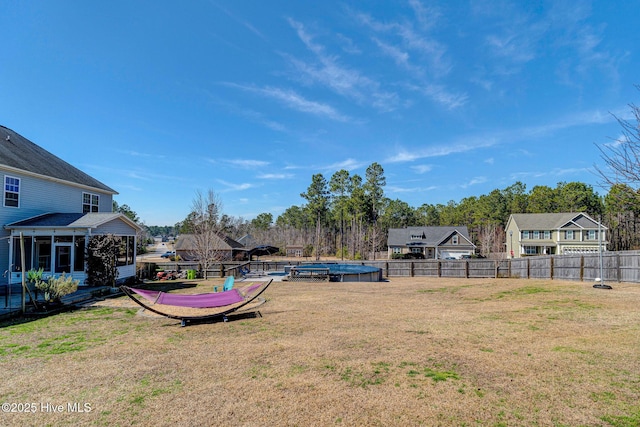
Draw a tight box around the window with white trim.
[452,235,458,245]
[565,230,574,240]
[522,231,530,239]
[587,230,597,240]
[533,231,540,239]
[4,176,20,207]
[544,231,550,239]
[83,192,100,213]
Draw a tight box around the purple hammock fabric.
[129,287,245,308]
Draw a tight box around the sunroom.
[5,212,141,286]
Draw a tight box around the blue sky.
[2,1,637,226]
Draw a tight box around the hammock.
[120,279,272,326]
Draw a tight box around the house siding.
[1,169,113,225]
[94,219,137,235]
[1,126,132,287]
[1,169,114,276]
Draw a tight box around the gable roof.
[0,125,116,194]
[5,212,141,231]
[388,226,474,247]
[508,213,606,230]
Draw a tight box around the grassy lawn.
[1,277,639,426]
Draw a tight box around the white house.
[1,125,141,285]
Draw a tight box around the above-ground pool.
[286,263,383,282]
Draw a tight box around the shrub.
[86,234,119,286]
[35,273,79,302]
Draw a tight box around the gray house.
[1,125,141,285]
[387,226,476,259]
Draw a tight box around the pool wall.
[287,263,383,282]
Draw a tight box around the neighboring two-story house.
[387,226,476,259]
[1,125,141,286]
[505,213,607,258]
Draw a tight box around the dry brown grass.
[1,277,639,426]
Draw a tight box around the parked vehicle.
[160,251,175,258]
[402,252,425,259]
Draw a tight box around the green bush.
[35,273,79,302]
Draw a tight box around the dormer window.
[83,192,100,213]
[4,176,20,207]
[410,232,426,240]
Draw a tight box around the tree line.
[165,174,638,259]
[136,91,640,257]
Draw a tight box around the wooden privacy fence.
[367,250,639,283]
[138,250,640,284]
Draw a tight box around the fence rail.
[138,250,640,284]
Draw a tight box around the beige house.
[505,213,607,258]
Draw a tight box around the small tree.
[87,234,120,287]
[595,90,640,188]
[595,88,640,250]
[187,189,227,277]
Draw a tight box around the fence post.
[549,256,554,280]
[410,261,414,277]
[465,261,469,278]
[580,255,584,282]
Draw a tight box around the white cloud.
[286,18,400,112]
[322,158,365,171]
[387,137,498,163]
[408,0,441,31]
[387,184,438,193]
[411,164,433,174]
[257,173,294,179]
[216,179,255,192]
[419,83,468,110]
[227,82,351,122]
[226,159,270,168]
[465,176,488,187]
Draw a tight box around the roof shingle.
[0,125,116,194]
